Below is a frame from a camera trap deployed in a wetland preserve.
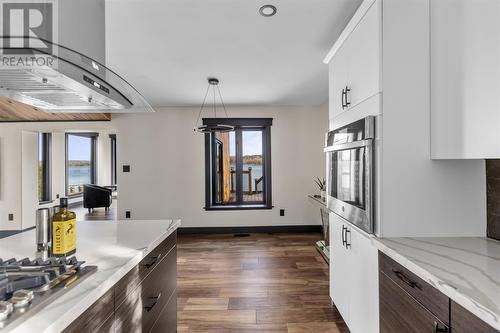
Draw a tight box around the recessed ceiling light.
[259,5,277,17]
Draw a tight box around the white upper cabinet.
[346,2,381,110]
[328,43,349,121]
[431,0,500,159]
[325,0,381,121]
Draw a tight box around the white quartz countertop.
[375,237,500,330]
[0,219,180,333]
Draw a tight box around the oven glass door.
[328,147,366,210]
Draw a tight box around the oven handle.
[324,139,373,153]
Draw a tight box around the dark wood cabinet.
[379,252,449,325]
[115,246,177,333]
[65,231,177,333]
[63,288,114,333]
[115,232,177,306]
[380,271,449,333]
[150,293,177,333]
[379,251,499,333]
[451,301,499,333]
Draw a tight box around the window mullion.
[236,128,243,203]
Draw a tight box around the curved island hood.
[0,36,153,113]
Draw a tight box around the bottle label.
[52,218,76,255]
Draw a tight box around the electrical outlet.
[8,214,13,221]
[280,209,285,216]
[56,194,59,199]
[125,211,131,219]
[123,165,131,173]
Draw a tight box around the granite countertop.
[0,219,180,333]
[375,237,500,330]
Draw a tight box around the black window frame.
[204,118,273,210]
[65,132,98,197]
[38,132,52,203]
[110,134,117,186]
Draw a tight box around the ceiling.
[105,0,362,107]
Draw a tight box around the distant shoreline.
[230,155,262,165]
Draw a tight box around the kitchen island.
[0,219,180,333]
[375,237,500,331]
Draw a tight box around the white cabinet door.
[329,43,350,121]
[347,0,381,110]
[329,213,350,323]
[431,0,500,158]
[348,227,379,333]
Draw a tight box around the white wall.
[0,122,114,231]
[113,105,328,227]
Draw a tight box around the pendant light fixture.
[193,78,234,133]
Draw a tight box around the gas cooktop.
[0,256,96,330]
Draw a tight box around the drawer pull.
[392,269,421,290]
[433,321,448,333]
[143,293,162,312]
[143,255,160,268]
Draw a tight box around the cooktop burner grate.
[0,256,97,330]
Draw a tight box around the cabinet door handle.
[345,228,351,249]
[344,86,351,108]
[143,255,160,269]
[341,225,346,246]
[341,89,346,109]
[144,293,162,312]
[392,269,421,290]
[433,321,448,333]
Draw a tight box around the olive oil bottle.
[52,198,77,257]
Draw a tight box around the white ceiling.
[105,0,362,107]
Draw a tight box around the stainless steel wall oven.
[324,116,375,233]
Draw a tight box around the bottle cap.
[60,197,68,208]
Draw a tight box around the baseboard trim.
[178,225,322,235]
[0,226,35,239]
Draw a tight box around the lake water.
[231,164,263,191]
[68,166,91,185]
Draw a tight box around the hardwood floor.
[177,233,349,333]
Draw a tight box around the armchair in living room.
[83,184,113,213]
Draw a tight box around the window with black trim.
[204,118,272,210]
[38,132,52,203]
[110,134,117,185]
[66,133,98,196]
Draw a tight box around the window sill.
[39,200,54,205]
[204,204,273,211]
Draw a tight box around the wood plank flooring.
[177,233,349,333]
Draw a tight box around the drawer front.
[63,288,114,333]
[115,231,177,306]
[379,251,449,324]
[150,293,177,333]
[451,301,499,333]
[95,313,115,333]
[380,271,449,333]
[114,246,177,333]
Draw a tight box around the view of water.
[230,164,263,192]
[68,166,91,185]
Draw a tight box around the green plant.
[314,177,326,191]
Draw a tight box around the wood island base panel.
[0,219,180,333]
[64,231,177,333]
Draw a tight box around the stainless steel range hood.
[0,37,153,113]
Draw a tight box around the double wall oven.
[324,116,375,234]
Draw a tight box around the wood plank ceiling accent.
[0,97,111,122]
